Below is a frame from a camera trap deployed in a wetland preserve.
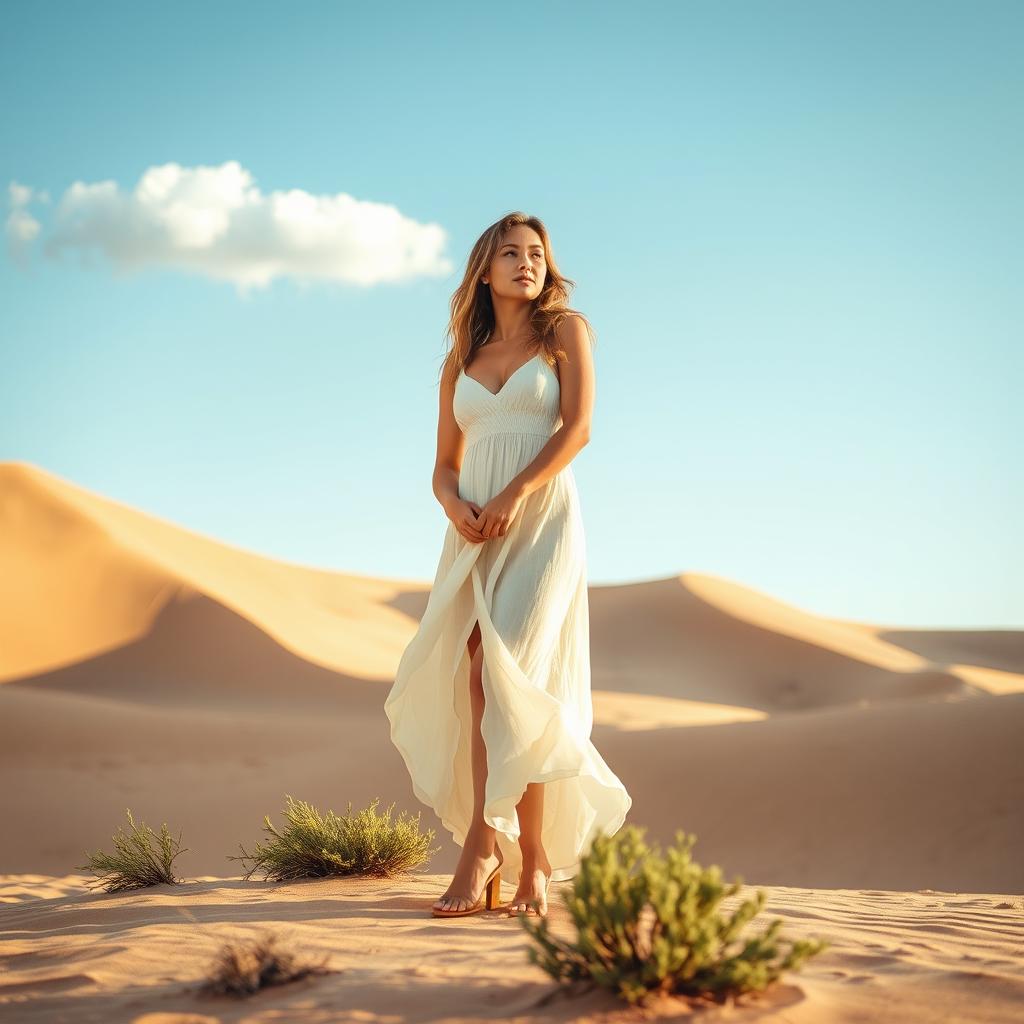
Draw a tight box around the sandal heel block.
[484,867,502,910]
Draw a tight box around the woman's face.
[485,226,546,300]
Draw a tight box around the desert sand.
[1,460,1022,1022]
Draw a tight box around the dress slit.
[466,617,482,663]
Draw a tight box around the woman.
[384,212,631,920]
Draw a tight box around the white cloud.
[12,161,453,293]
[6,180,47,268]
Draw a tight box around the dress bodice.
[453,353,562,449]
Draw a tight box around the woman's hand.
[445,497,487,543]
[475,487,525,540]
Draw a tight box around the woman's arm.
[503,314,593,501]
[432,368,466,515]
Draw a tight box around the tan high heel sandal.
[432,854,504,918]
[507,871,551,917]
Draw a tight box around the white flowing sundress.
[384,349,632,885]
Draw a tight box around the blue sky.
[2,0,1020,628]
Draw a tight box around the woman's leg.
[507,784,553,916]
[433,621,502,912]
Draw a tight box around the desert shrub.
[197,931,332,997]
[228,794,438,881]
[520,824,828,1007]
[76,808,188,893]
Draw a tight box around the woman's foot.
[433,836,503,914]
[506,850,552,917]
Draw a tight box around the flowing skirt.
[384,430,632,884]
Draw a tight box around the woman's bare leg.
[433,621,502,912]
[506,783,553,916]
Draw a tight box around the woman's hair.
[439,211,595,388]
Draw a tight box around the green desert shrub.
[228,795,438,881]
[77,808,188,893]
[197,931,332,998]
[520,825,829,1007]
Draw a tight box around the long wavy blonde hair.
[439,211,596,388]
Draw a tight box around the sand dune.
[1,459,1022,1022]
